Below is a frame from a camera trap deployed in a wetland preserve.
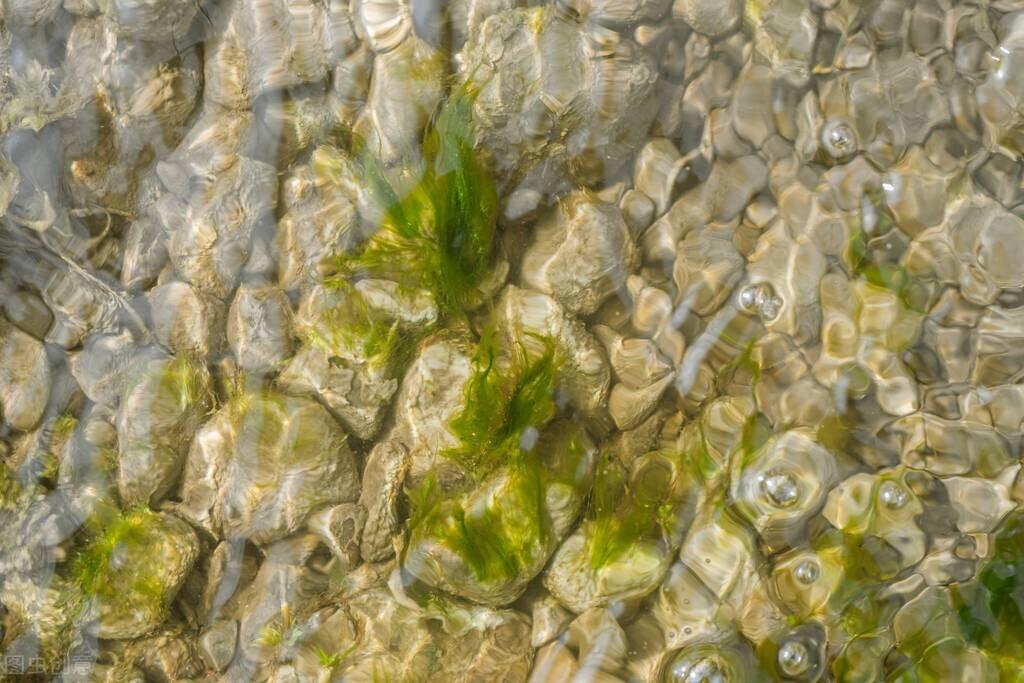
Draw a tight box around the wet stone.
[199,619,238,673]
[0,316,51,432]
[5,0,1024,678]
[1,288,53,341]
[672,0,742,38]
[520,192,639,317]
[307,502,366,569]
[226,283,294,375]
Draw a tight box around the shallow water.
[1,0,1024,681]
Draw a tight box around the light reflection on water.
[1,1,1024,681]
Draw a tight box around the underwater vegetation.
[443,332,560,478]
[66,506,166,606]
[62,504,199,639]
[8,0,1024,678]
[302,280,416,376]
[954,512,1024,681]
[585,448,691,571]
[407,331,574,585]
[338,87,499,316]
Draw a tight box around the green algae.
[337,88,499,315]
[585,453,649,570]
[405,332,593,586]
[846,191,931,315]
[37,414,76,484]
[313,644,353,670]
[410,424,589,586]
[953,513,1024,681]
[443,332,559,477]
[120,352,214,415]
[66,506,167,607]
[0,460,25,511]
[304,280,421,377]
[584,448,692,571]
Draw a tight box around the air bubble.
[737,283,784,322]
[668,656,729,683]
[760,296,782,321]
[778,640,810,676]
[738,284,761,313]
[794,559,820,584]
[761,470,800,508]
[821,120,858,159]
[879,481,908,510]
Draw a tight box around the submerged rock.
[0,315,50,432]
[338,587,535,681]
[117,352,213,506]
[148,281,227,361]
[521,193,639,317]
[462,6,658,192]
[0,573,87,674]
[3,0,1024,676]
[69,509,200,640]
[179,391,360,544]
[730,429,839,552]
[166,156,277,299]
[278,283,410,440]
[494,285,611,420]
[386,335,475,486]
[674,0,742,38]
[544,449,696,613]
[226,282,294,375]
[359,439,410,562]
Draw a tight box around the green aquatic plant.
[337,88,499,314]
[954,513,1024,680]
[885,584,999,683]
[305,280,421,376]
[0,461,26,512]
[258,604,306,649]
[406,331,584,585]
[371,662,395,683]
[119,352,216,425]
[313,644,354,670]
[258,624,284,648]
[34,414,77,484]
[443,332,559,477]
[409,425,589,585]
[585,453,649,570]
[417,466,545,583]
[584,449,690,570]
[66,506,166,607]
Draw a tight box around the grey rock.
[672,0,741,38]
[521,193,639,317]
[226,282,294,374]
[148,281,227,360]
[179,392,360,544]
[70,329,137,406]
[167,156,277,300]
[117,353,213,506]
[531,596,573,648]
[307,502,366,569]
[278,344,398,441]
[462,7,658,191]
[90,510,200,640]
[359,440,410,562]
[494,286,612,421]
[199,619,239,673]
[0,316,51,432]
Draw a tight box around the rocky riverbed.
[2,0,1024,681]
